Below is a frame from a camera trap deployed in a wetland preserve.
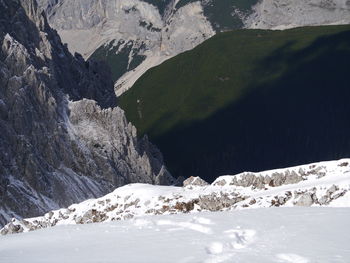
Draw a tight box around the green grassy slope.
[120,25,350,182]
[89,40,146,82]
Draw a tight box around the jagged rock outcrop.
[0,0,173,227]
[213,169,309,189]
[183,176,209,187]
[1,159,349,235]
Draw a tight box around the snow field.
[0,208,349,263]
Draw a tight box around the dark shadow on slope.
[154,30,350,182]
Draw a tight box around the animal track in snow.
[205,242,224,255]
[276,253,309,263]
[156,219,213,234]
[133,218,152,227]
[191,216,213,225]
[204,228,257,262]
[203,253,235,263]
[224,228,256,249]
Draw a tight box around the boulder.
[295,193,314,207]
[183,176,209,187]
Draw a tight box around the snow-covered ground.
[0,208,349,263]
[0,160,349,262]
[1,159,350,235]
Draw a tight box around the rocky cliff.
[246,0,350,29]
[37,0,350,95]
[0,0,173,227]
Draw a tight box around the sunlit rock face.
[245,0,350,29]
[37,0,350,95]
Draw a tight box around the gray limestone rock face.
[246,0,350,30]
[0,0,174,227]
[35,0,350,97]
[35,0,216,95]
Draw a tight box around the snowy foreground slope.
[1,159,350,235]
[0,208,349,263]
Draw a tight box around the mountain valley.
[120,24,350,181]
[0,1,350,262]
[38,0,350,95]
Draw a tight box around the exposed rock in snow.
[2,159,349,235]
[183,176,209,187]
[295,193,314,207]
[0,0,173,227]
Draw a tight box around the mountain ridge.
[0,0,173,227]
[37,0,350,96]
[120,24,350,181]
[1,158,349,235]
